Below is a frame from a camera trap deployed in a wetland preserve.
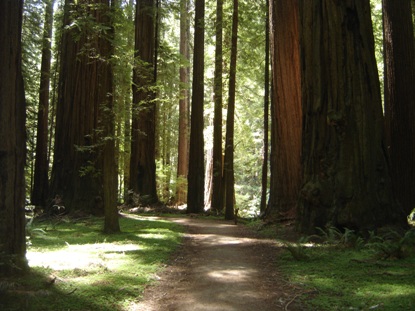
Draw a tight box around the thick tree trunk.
[266,0,302,220]
[176,0,190,204]
[130,0,158,204]
[383,0,415,215]
[224,0,238,221]
[50,0,115,214]
[0,0,28,276]
[187,0,205,213]
[31,0,54,207]
[211,0,224,213]
[298,0,398,232]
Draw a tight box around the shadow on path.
[132,217,303,311]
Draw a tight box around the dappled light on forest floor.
[27,243,142,270]
[0,216,184,311]
[133,217,295,311]
[207,268,256,283]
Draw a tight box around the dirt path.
[132,217,303,311]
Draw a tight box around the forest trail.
[132,217,303,311]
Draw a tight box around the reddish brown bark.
[0,0,28,276]
[187,0,205,213]
[31,0,54,207]
[50,0,117,216]
[266,0,302,220]
[211,0,224,212]
[176,0,190,204]
[298,0,398,232]
[130,0,158,203]
[383,0,415,215]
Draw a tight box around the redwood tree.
[211,0,224,213]
[31,0,54,207]
[224,0,238,221]
[187,0,205,213]
[130,0,158,204]
[0,0,28,275]
[265,0,302,220]
[176,0,190,204]
[103,0,120,233]
[383,0,415,215]
[298,0,398,232]
[259,0,270,215]
[50,0,118,216]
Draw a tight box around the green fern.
[283,236,311,261]
[366,229,415,259]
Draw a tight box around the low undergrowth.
[0,214,183,311]
[275,225,415,310]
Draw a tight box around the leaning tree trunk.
[266,0,302,221]
[187,0,205,214]
[31,0,54,207]
[298,0,398,233]
[0,0,28,276]
[383,0,415,216]
[130,0,158,204]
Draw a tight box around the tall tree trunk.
[224,0,238,221]
[260,0,270,215]
[211,0,224,213]
[298,0,398,233]
[130,0,158,204]
[50,0,116,214]
[266,0,302,220]
[176,0,190,204]
[103,0,120,233]
[383,0,415,215]
[31,0,54,207]
[0,0,28,276]
[123,0,135,195]
[187,0,205,213]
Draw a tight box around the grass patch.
[279,249,415,310]
[1,214,183,311]
[276,228,415,310]
[233,220,415,310]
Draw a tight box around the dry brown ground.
[131,217,305,311]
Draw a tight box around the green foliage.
[366,229,415,259]
[22,0,44,199]
[284,226,415,262]
[25,215,47,241]
[279,247,415,310]
[1,215,183,311]
[370,0,384,101]
[314,226,362,248]
[283,237,312,261]
[275,226,415,310]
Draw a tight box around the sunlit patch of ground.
[27,243,142,270]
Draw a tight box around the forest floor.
[131,216,305,311]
